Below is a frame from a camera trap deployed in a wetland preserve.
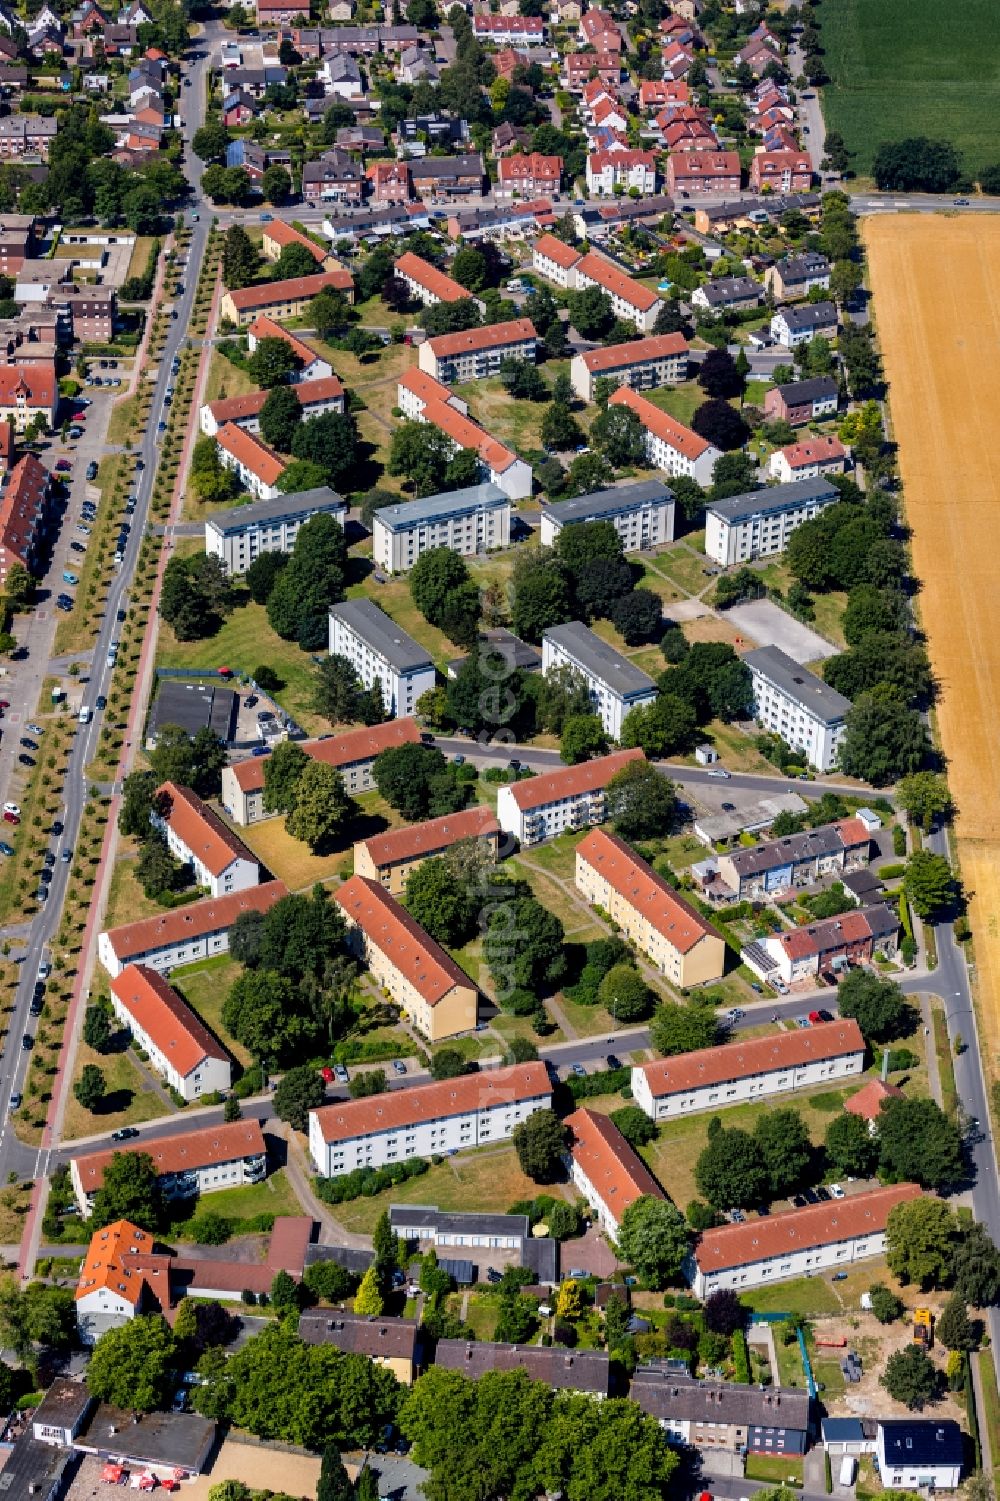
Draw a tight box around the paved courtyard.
[725,599,838,663]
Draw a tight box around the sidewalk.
[280,1123,371,1250]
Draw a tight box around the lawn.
[104,853,170,932]
[345,573,463,674]
[171,954,249,1068]
[641,381,705,431]
[453,375,549,456]
[61,1039,175,1142]
[674,717,777,775]
[647,544,712,599]
[755,560,847,651]
[166,1168,304,1235]
[227,794,403,893]
[127,235,157,283]
[818,0,1000,177]
[977,1350,1000,1493]
[449,1291,499,1341]
[745,1453,804,1485]
[741,1276,841,1318]
[333,1142,541,1234]
[634,561,685,610]
[202,348,258,408]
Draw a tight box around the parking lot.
[725,598,838,663]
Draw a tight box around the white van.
[77,705,92,724]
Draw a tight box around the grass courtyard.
[332,1141,543,1234]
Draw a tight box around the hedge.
[314,1156,429,1204]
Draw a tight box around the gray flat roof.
[391,1204,531,1238]
[329,598,434,673]
[374,483,508,533]
[544,620,657,701]
[77,1404,216,1471]
[540,479,673,529]
[205,486,347,538]
[148,679,237,743]
[0,1436,78,1497]
[745,645,851,724]
[706,475,838,526]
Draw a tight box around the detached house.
[497,152,562,198]
[750,149,812,193]
[771,300,838,348]
[769,435,847,484]
[765,251,831,302]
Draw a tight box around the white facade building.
[875,1423,963,1493]
[328,598,436,718]
[152,781,260,898]
[540,478,675,552]
[205,486,348,575]
[418,318,536,384]
[770,300,838,348]
[496,747,644,846]
[109,963,232,1102]
[71,1120,268,1216]
[97,880,288,978]
[570,333,688,403]
[309,1062,552,1176]
[745,645,850,772]
[542,620,657,740]
[214,422,285,501]
[397,368,533,502]
[532,230,582,289]
[704,476,838,566]
[631,1019,866,1121]
[769,436,847,485]
[608,386,720,486]
[372,483,511,575]
[565,1107,665,1235]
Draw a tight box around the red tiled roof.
[773,908,882,962]
[575,251,659,312]
[0,453,49,567]
[206,375,345,427]
[426,317,536,359]
[497,152,562,186]
[844,1077,905,1122]
[399,368,519,476]
[669,149,741,181]
[156,780,256,878]
[0,360,56,410]
[395,251,469,304]
[76,1220,155,1306]
[229,719,421,793]
[264,219,327,264]
[778,435,846,469]
[695,1184,921,1275]
[216,422,286,487]
[102,879,289,963]
[580,332,688,373]
[608,386,716,460]
[313,1061,551,1144]
[534,232,582,270]
[508,748,644,811]
[566,1107,664,1221]
[635,1018,865,1099]
[226,269,353,309]
[247,314,323,368]
[358,804,499,870]
[334,874,475,1006]
[110,963,229,1077]
[577,828,720,955]
[73,1120,267,1195]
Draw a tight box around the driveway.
[726,599,838,663]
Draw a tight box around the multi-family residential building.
[372,483,511,576]
[608,386,721,486]
[44,283,116,344]
[97,881,289,978]
[533,231,585,289]
[771,301,838,348]
[472,13,544,43]
[219,269,355,326]
[335,874,479,1041]
[0,362,57,431]
[215,422,285,501]
[0,454,55,587]
[397,368,532,500]
[716,817,872,899]
[631,1019,865,1122]
[745,644,850,772]
[74,1221,161,1345]
[541,621,657,740]
[633,1371,810,1456]
[689,1183,920,1297]
[496,748,644,845]
[497,151,561,197]
[576,828,726,986]
[109,964,232,1102]
[586,149,657,196]
[570,332,688,402]
[246,316,334,384]
[152,782,260,898]
[309,1061,552,1175]
[328,597,436,718]
[0,114,57,158]
[395,251,471,306]
[300,1312,421,1385]
[745,902,901,986]
[354,805,500,896]
[638,78,689,112]
[200,377,346,438]
[565,50,621,90]
[302,150,366,206]
[572,251,660,332]
[408,154,486,199]
[221,719,421,826]
[704,476,839,566]
[368,159,413,204]
[204,487,347,575]
[565,1106,664,1235]
[435,1340,610,1395]
[763,375,838,427]
[770,435,847,484]
[690,276,761,314]
[764,251,831,301]
[540,478,675,552]
[750,150,812,193]
[261,219,334,270]
[666,149,740,196]
[875,1423,963,1493]
[418,318,536,384]
[70,1120,268,1217]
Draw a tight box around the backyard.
[331,1141,544,1234]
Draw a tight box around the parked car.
[392,1060,406,1075]
[112,1127,140,1141]
[333,1064,349,1084]
[55,459,71,472]
[0,843,13,857]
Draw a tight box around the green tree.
[541,401,584,452]
[590,403,647,467]
[615,1196,688,1287]
[373,743,464,821]
[837,970,913,1043]
[262,740,309,815]
[349,1069,388,1098]
[224,1096,242,1124]
[839,694,930,786]
[611,590,663,645]
[896,772,954,832]
[82,1003,112,1053]
[388,422,455,497]
[510,550,573,642]
[429,1048,467,1081]
[354,1265,384,1316]
[608,1106,657,1149]
[868,1283,904,1323]
[565,285,614,339]
[903,850,958,920]
[619,694,698,757]
[259,384,302,451]
[277,460,331,496]
[286,763,354,851]
[87,1315,179,1412]
[290,410,359,490]
[147,725,228,801]
[261,165,293,206]
[193,121,231,163]
[695,1126,769,1209]
[825,1111,880,1178]
[247,335,301,388]
[937,1293,976,1351]
[74,1063,106,1113]
[754,1109,810,1197]
[607,760,676,839]
[885,1197,959,1288]
[597,963,654,1023]
[484,888,566,995]
[118,770,158,840]
[222,969,317,1064]
[274,1064,326,1132]
[512,1109,568,1183]
[952,1223,1000,1308]
[267,512,349,651]
[160,553,235,640]
[881,1344,938,1409]
[878,1096,964,1190]
[560,712,607,765]
[221,223,258,287]
[318,1444,354,1501]
[650,1003,717,1056]
[305,1262,358,1305]
[373,1210,398,1289]
[410,548,472,627]
[0,1278,75,1370]
[405,857,476,947]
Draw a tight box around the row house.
[256,0,304,24]
[97,882,290,979]
[71,1121,268,1217]
[761,124,799,154]
[223,64,288,97]
[473,13,544,44]
[302,149,366,206]
[215,422,285,501]
[661,40,694,80]
[586,149,657,197]
[540,477,675,552]
[0,453,54,586]
[565,1107,664,1236]
[666,148,740,196]
[397,367,532,500]
[578,6,622,50]
[750,148,812,193]
[205,484,347,575]
[763,375,838,427]
[246,316,334,382]
[608,385,721,486]
[692,192,820,233]
[569,330,688,402]
[737,37,781,76]
[418,317,536,384]
[152,781,260,898]
[542,620,657,741]
[662,118,717,152]
[110,964,232,1103]
[634,1371,809,1457]
[0,114,57,158]
[301,1312,420,1387]
[496,747,644,846]
[716,817,872,901]
[437,1341,609,1395]
[587,95,628,134]
[336,123,385,152]
[747,903,901,986]
[372,482,511,576]
[445,198,553,241]
[769,434,847,484]
[581,76,621,115]
[565,51,621,91]
[638,77,689,113]
[497,151,561,198]
[354,804,500,896]
[704,475,839,567]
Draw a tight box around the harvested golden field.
[865,215,1000,1077]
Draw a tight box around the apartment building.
[765,251,831,301]
[716,817,872,900]
[496,748,644,846]
[570,332,688,403]
[586,149,657,197]
[0,362,56,432]
[436,1341,610,1396]
[763,375,838,427]
[199,377,345,438]
[496,152,562,197]
[75,1221,161,1346]
[770,435,847,484]
[397,368,532,500]
[750,150,812,193]
[97,880,289,978]
[533,231,584,289]
[666,149,740,196]
[608,386,721,486]
[394,251,470,307]
[704,476,839,566]
[690,276,761,315]
[0,114,57,158]
[152,781,260,898]
[309,1061,552,1176]
[408,154,486,200]
[632,1371,809,1457]
[354,805,500,896]
[246,316,334,383]
[220,269,355,326]
[204,486,348,574]
[372,483,513,574]
[0,454,55,586]
[565,1106,664,1235]
[746,902,901,986]
[689,1184,921,1297]
[541,620,657,740]
[418,318,536,384]
[771,301,838,348]
[109,964,232,1102]
[576,828,726,987]
[328,597,436,718]
[221,718,420,826]
[631,1019,865,1122]
[745,644,850,772]
[215,422,285,501]
[540,478,675,552]
[335,874,479,1041]
[300,1312,421,1385]
[261,219,334,270]
[70,1120,268,1217]
[472,13,545,42]
[572,251,659,332]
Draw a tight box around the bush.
[313,1157,429,1204]
[732,1327,750,1382]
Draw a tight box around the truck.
[913,1308,934,1348]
